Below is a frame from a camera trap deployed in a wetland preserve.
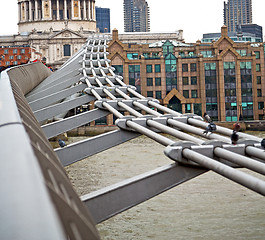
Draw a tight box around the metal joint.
[115,116,136,131]
[164,141,203,166]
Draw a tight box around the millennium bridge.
[1,34,265,239]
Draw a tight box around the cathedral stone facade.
[18,0,96,33]
[0,1,96,69]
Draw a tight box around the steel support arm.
[26,75,81,102]
[42,108,110,139]
[34,95,96,122]
[55,130,140,166]
[81,163,207,224]
[187,118,262,142]
[29,83,86,111]
[182,148,265,196]
[246,146,265,161]
[28,62,81,96]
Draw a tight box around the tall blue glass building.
[96,7,110,33]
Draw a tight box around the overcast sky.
[0,0,264,42]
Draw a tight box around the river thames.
[64,132,265,240]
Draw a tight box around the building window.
[201,51,212,57]
[206,89,217,97]
[147,91,153,97]
[224,62,237,121]
[17,55,21,60]
[258,102,264,110]
[191,90,198,98]
[155,91,162,99]
[127,53,138,60]
[257,89,262,97]
[254,51,260,59]
[183,77,189,85]
[13,61,18,65]
[257,76,261,84]
[256,64,261,72]
[237,49,247,56]
[95,116,107,125]
[21,49,25,54]
[190,63,197,72]
[5,61,10,65]
[113,65,123,77]
[146,64,152,73]
[182,64,188,72]
[183,90,189,98]
[194,103,202,116]
[155,64,161,72]
[185,104,191,113]
[178,51,185,57]
[155,77,161,86]
[147,78,153,86]
[129,65,141,93]
[241,62,253,120]
[163,40,174,56]
[191,76,197,85]
[165,53,177,93]
[64,44,71,56]
[205,62,218,121]
[9,56,14,60]
[13,49,18,54]
[4,49,8,54]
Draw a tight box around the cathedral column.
[25,1,28,21]
[29,0,33,21]
[92,0,95,21]
[64,0,67,19]
[78,0,81,19]
[91,0,94,20]
[21,1,25,21]
[83,0,87,19]
[18,2,21,22]
[35,0,38,20]
[57,0,60,20]
[87,0,90,20]
[71,0,74,19]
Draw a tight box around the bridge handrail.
[0,65,100,239]
[0,70,66,239]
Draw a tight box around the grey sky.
[0,0,264,42]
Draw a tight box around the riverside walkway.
[1,34,265,239]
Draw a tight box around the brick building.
[107,26,265,123]
[0,45,39,71]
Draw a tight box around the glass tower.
[96,7,110,33]
[223,0,252,32]
[124,0,150,32]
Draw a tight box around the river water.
[64,131,265,240]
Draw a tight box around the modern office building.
[202,23,263,43]
[105,26,265,126]
[224,0,252,32]
[96,7,110,33]
[241,24,263,41]
[124,0,150,32]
